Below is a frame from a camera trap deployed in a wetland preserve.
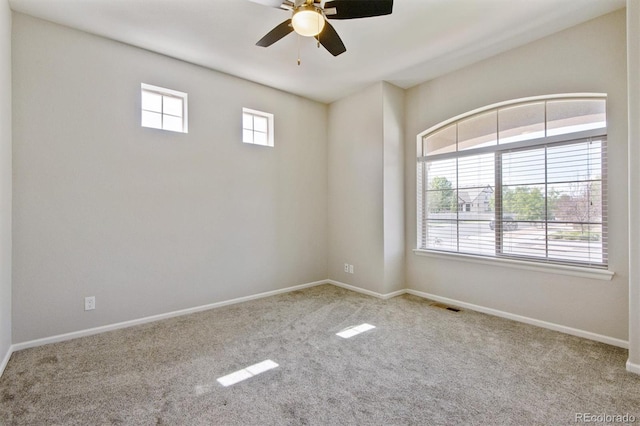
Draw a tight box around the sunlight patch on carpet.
[336,323,376,339]
[215,360,279,387]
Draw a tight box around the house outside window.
[417,94,607,268]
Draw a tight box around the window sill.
[412,249,614,281]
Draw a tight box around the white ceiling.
[8,0,625,104]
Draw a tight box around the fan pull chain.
[297,34,301,66]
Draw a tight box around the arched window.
[416,94,607,268]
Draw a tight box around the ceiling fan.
[249,0,394,57]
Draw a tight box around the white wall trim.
[0,345,13,378]
[627,360,640,375]
[327,279,406,300]
[413,250,614,281]
[627,0,640,376]
[11,280,328,352]
[406,289,628,349]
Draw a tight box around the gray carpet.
[1,284,639,425]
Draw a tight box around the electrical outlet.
[344,263,349,272]
[349,264,354,274]
[84,296,95,311]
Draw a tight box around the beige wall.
[382,82,405,294]
[0,0,11,363]
[405,10,629,340]
[327,82,405,295]
[11,14,328,343]
[328,83,385,292]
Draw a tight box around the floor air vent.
[430,302,461,312]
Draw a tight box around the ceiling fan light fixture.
[291,7,325,37]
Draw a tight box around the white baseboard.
[0,344,13,378]
[627,360,640,375]
[11,280,328,352]
[4,279,631,377]
[327,280,406,300]
[406,289,629,349]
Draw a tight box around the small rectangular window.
[498,102,545,144]
[423,123,456,156]
[242,108,274,147]
[141,83,188,133]
[458,110,497,151]
[546,99,606,136]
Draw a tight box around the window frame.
[415,94,612,278]
[141,83,188,133]
[242,107,274,147]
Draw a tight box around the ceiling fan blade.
[256,19,294,47]
[248,0,284,7]
[324,0,393,20]
[317,21,346,56]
